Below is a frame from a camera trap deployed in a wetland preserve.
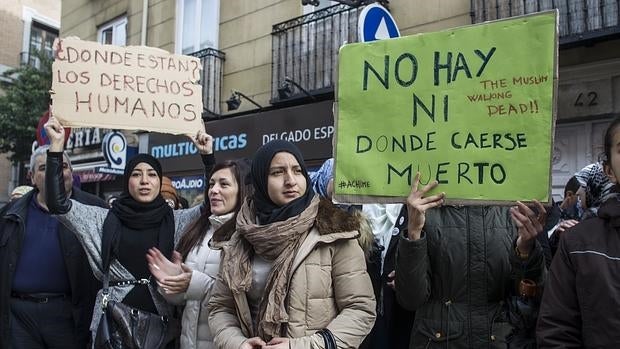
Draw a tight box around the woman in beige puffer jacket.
[207,140,376,349]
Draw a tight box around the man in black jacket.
[361,205,415,349]
[0,145,106,349]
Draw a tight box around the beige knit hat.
[10,185,34,200]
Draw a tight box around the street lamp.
[277,77,316,100]
[225,91,263,111]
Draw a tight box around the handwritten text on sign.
[51,38,204,135]
[335,12,557,204]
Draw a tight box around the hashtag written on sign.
[339,180,371,189]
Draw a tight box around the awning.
[72,161,117,183]
[74,169,116,183]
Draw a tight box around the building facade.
[60,0,620,202]
[471,0,620,198]
[0,0,60,204]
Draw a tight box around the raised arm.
[43,116,125,280]
[44,116,72,214]
[395,172,444,311]
[189,129,214,180]
[169,129,214,241]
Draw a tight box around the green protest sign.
[334,11,558,204]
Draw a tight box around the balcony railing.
[188,48,226,116]
[471,0,620,45]
[271,4,364,102]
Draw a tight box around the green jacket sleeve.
[395,231,431,311]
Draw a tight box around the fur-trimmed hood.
[210,197,374,257]
[315,198,374,257]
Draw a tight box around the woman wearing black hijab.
[43,117,213,346]
[208,140,376,349]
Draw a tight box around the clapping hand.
[147,248,192,294]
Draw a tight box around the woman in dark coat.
[396,172,547,348]
[43,116,212,347]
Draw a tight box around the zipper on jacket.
[489,301,504,346]
[281,232,321,337]
[3,211,26,292]
[445,300,452,348]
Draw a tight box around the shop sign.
[66,127,110,150]
[97,131,127,175]
[149,100,335,173]
[170,175,205,190]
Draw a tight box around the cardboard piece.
[51,37,205,135]
[334,11,558,204]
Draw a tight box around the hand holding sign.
[36,110,71,147]
[405,172,444,240]
[44,116,67,153]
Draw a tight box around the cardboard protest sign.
[51,38,205,135]
[334,11,558,204]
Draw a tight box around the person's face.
[30,154,72,195]
[563,191,578,208]
[127,162,161,203]
[576,187,588,209]
[208,168,239,216]
[605,129,620,184]
[267,152,307,206]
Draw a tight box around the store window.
[98,16,127,46]
[26,22,58,66]
[176,0,220,54]
[21,7,59,67]
[29,22,57,59]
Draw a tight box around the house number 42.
[574,91,598,107]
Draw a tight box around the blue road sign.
[358,3,400,42]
